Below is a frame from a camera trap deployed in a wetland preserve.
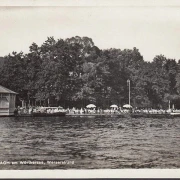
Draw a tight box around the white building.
[0,85,17,116]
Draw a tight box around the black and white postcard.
[0,0,180,178]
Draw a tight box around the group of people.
[132,108,179,114]
[66,107,179,115]
[14,106,64,115]
[14,106,179,115]
[14,106,33,115]
[66,107,129,114]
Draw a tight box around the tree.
[1,36,179,109]
[0,51,29,105]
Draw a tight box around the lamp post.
[127,79,130,106]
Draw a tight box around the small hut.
[0,85,17,116]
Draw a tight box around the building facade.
[0,85,17,116]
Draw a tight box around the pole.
[129,80,130,105]
[127,79,130,105]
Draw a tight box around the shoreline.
[5,112,180,118]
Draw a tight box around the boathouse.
[0,85,17,116]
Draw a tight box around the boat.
[170,112,180,117]
[32,107,66,117]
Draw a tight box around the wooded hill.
[0,36,180,109]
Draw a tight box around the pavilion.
[0,85,17,116]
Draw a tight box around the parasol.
[123,104,132,108]
[86,104,96,108]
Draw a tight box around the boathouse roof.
[0,85,18,94]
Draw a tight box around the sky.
[0,3,180,61]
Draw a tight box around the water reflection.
[0,116,180,169]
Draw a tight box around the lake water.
[0,116,180,169]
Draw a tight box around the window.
[0,97,9,108]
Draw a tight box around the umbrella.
[110,105,118,108]
[86,104,96,108]
[123,104,132,108]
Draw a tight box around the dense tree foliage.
[0,36,180,109]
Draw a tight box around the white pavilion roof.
[0,85,18,94]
